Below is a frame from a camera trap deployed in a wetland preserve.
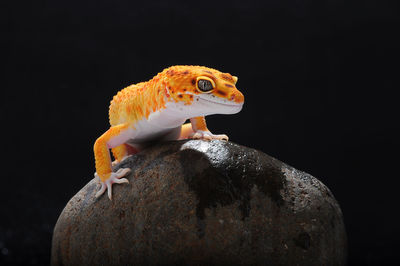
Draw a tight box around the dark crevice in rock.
[179,149,236,220]
[293,232,311,250]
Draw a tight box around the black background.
[2,0,399,265]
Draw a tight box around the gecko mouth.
[199,96,244,108]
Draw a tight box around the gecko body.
[94,65,244,199]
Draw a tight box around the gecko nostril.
[231,91,244,103]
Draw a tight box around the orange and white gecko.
[93,65,244,200]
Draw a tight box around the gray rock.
[51,140,347,265]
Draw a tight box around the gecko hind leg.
[111,144,138,166]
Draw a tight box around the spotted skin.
[94,65,244,200]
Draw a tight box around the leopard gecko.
[93,65,244,200]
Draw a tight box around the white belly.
[108,102,191,148]
[127,104,188,144]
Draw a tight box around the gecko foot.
[94,168,131,200]
[111,155,132,166]
[190,130,229,141]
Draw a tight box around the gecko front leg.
[93,123,133,200]
[180,116,229,141]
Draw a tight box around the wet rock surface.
[51,140,347,265]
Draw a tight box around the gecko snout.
[230,89,244,104]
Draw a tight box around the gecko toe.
[115,168,131,176]
[107,182,113,200]
[95,182,107,198]
[190,131,229,141]
[114,177,129,184]
[216,134,229,141]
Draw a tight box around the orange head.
[162,65,244,116]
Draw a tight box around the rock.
[51,140,347,266]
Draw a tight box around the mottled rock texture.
[52,140,347,265]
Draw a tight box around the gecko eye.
[197,79,214,93]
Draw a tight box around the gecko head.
[164,66,244,116]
